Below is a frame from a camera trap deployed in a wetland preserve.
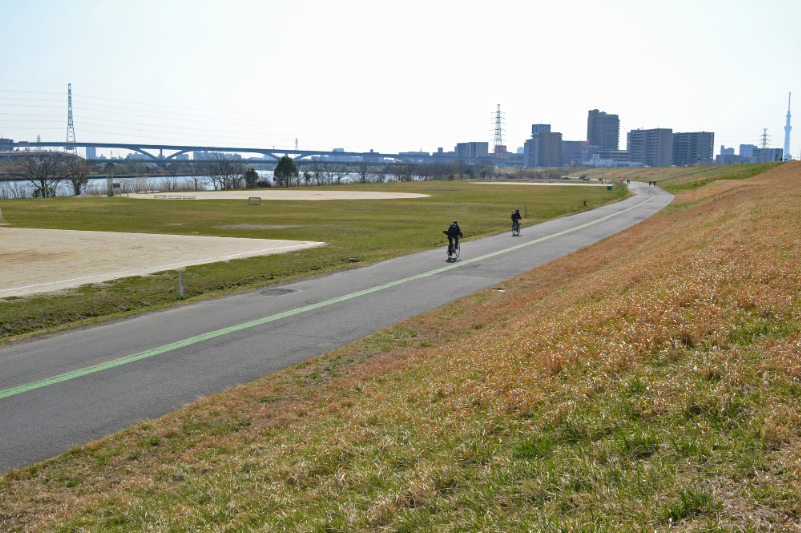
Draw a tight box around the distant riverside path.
[0,183,673,472]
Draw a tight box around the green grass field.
[0,180,626,341]
[3,162,799,532]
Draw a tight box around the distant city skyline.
[1,0,798,159]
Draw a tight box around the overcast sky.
[1,0,799,158]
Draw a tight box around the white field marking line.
[0,194,656,400]
[0,242,323,294]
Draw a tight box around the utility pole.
[66,84,77,156]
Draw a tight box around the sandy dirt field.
[127,191,429,201]
[0,228,324,298]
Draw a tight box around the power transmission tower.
[492,104,506,154]
[761,128,770,150]
[66,83,77,156]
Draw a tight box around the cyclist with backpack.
[511,209,522,235]
[443,220,463,258]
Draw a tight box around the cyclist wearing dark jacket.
[444,220,463,249]
[511,209,522,226]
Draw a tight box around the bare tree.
[199,153,246,190]
[331,162,350,185]
[185,163,206,191]
[390,162,416,182]
[321,159,335,185]
[357,162,373,184]
[307,158,326,186]
[414,164,432,181]
[389,163,404,182]
[159,176,179,191]
[0,163,25,199]
[433,162,451,180]
[66,158,95,196]
[375,164,388,183]
[18,152,67,197]
[0,164,32,199]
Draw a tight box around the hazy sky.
[1,0,799,158]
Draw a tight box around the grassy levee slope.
[3,163,801,531]
[0,181,624,342]
[577,162,784,187]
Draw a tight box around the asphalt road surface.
[0,183,673,472]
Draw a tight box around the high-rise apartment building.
[739,144,756,158]
[627,128,673,167]
[524,124,562,167]
[587,109,620,151]
[455,142,489,158]
[716,154,743,164]
[598,150,631,162]
[672,132,714,166]
[85,146,97,159]
[720,146,735,155]
[561,140,584,166]
[752,148,784,163]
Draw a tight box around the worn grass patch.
[2,163,801,531]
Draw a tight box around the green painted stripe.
[0,194,654,400]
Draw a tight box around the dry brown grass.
[2,163,801,531]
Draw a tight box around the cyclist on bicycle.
[444,220,463,253]
[511,209,522,232]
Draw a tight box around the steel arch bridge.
[11,141,500,165]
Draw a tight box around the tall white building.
[784,93,792,161]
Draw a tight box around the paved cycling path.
[0,183,673,472]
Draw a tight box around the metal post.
[525,203,528,218]
[179,272,184,299]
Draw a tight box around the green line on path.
[0,194,655,400]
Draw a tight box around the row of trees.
[272,159,495,187]
[0,152,500,197]
[0,153,97,197]
[0,152,262,196]
[161,154,264,191]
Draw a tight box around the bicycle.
[512,220,521,236]
[447,239,460,260]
